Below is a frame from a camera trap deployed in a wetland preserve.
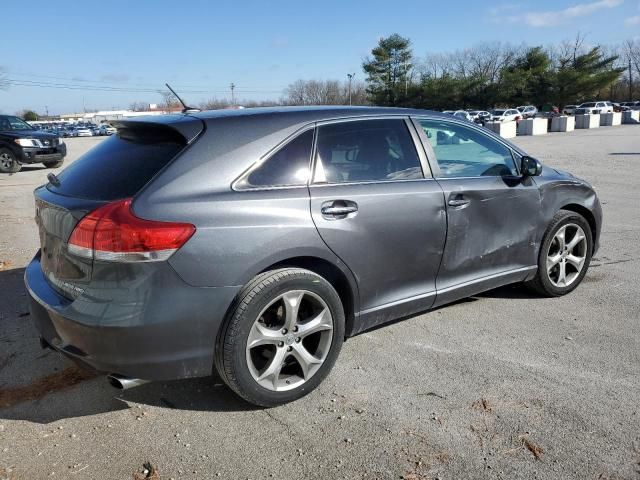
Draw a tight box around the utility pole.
[45,106,49,119]
[230,83,236,105]
[629,58,633,102]
[347,73,355,105]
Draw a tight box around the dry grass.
[0,366,96,409]
[521,436,544,460]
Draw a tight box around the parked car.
[25,107,602,406]
[442,110,454,115]
[517,105,538,119]
[574,101,614,115]
[563,105,577,115]
[0,115,66,173]
[490,108,521,122]
[98,124,117,135]
[453,110,473,122]
[619,101,640,111]
[75,127,93,137]
[468,110,492,125]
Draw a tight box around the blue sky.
[1,0,638,114]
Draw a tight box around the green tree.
[362,34,413,106]
[551,47,624,107]
[500,47,553,107]
[21,110,38,121]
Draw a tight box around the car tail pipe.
[107,374,149,390]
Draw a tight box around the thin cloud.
[100,73,129,83]
[625,15,640,25]
[496,0,623,27]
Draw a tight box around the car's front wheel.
[526,210,593,296]
[43,159,64,168]
[0,148,21,173]
[216,268,345,407]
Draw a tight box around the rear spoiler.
[110,115,205,144]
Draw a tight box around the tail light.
[68,198,195,262]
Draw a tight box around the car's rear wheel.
[0,148,21,173]
[216,268,345,407]
[43,160,64,168]
[526,210,593,297]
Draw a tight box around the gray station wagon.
[25,106,602,406]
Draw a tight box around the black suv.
[0,115,67,173]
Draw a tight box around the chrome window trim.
[410,115,522,179]
[310,115,428,186]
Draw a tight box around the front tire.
[43,159,64,168]
[0,148,21,173]
[216,268,345,407]
[526,210,593,297]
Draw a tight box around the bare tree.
[283,79,367,105]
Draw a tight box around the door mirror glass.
[520,155,542,177]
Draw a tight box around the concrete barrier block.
[518,118,547,135]
[575,114,600,129]
[485,120,517,138]
[622,110,640,124]
[550,116,575,132]
[600,112,622,126]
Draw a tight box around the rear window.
[48,127,185,201]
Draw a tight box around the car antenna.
[165,83,201,113]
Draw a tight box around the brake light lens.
[68,198,195,262]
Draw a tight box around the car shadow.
[0,267,257,424]
[609,152,640,156]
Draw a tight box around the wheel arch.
[559,203,597,252]
[259,256,358,338]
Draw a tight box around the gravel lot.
[1,127,639,480]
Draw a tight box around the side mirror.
[521,155,542,177]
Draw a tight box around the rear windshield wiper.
[47,172,61,187]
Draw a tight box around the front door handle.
[448,195,470,207]
[321,200,358,218]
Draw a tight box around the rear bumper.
[24,252,240,381]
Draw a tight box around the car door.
[412,116,542,307]
[308,117,447,332]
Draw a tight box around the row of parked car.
[444,100,640,125]
[443,105,538,125]
[34,123,117,138]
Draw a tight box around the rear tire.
[0,148,21,173]
[216,268,345,407]
[43,160,64,168]
[525,210,593,297]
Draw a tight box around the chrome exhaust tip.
[107,374,149,390]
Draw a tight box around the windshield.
[580,102,596,107]
[0,115,33,131]
[492,110,506,115]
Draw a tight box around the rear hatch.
[34,117,203,299]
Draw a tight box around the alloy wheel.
[546,223,588,288]
[246,290,333,392]
[0,152,14,169]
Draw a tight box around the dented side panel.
[433,175,542,305]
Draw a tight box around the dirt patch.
[0,260,12,271]
[0,366,96,409]
[471,398,493,413]
[133,462,160,480]
[0,466,19,479]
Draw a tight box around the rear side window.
[48,127,185,201]
[238,129,314,188]
[313,119,423,183]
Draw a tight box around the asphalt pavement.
[0,127,639,479]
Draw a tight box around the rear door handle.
[448,195,470,207]
[321,200,358,218]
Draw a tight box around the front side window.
[313,119,423,184]
[417,119,517,178]
[240,129,314,188]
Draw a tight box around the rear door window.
[48,127,185,201]
[313,119,423,183]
